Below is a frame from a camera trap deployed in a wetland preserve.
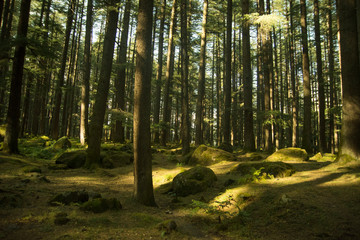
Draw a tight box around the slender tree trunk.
[300,0,312,154]
[161,0,177,146]
[223,0,232,148]
[314,0,326,153]
[50,0,75,140]
[328,0,335,153]
[133,0,156,206]
[80,0,92,145]
[3,0,31,154]
[20,74,32,137]
[243,0,255,151]
[180,0,190,155]
[336,0,360,160]
[153,0,166,144]
[85,1,119,168]
[195,0,208,146]
[114,0,131,143]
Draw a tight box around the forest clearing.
[1,137,360,239]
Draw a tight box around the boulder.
[237,152,264,162]
[189,145,237,166]
[80,198,122,213]
[172,166,217,197]
[55,150,87,169]
[309,152,336,162]
[230,161,295,178]
[52,137,72,150]
[265,147,308,162]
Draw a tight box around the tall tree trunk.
[133,0,156,206]
[223,0,232,148]
[3,0,31,154]
[195,0,208,146]
[153,0,166,144]
[336,0,360,160]
[328,0,335,153]
[114,0,131,143]
[300,0,312,154]
[85,0,119,167]
[50,0,75,140]
[243,0,255,151]
[80,0,92,145]
[314,0,326,153]
[161,0,177,146]
[180,0,190,155]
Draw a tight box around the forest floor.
[1,139,360,240]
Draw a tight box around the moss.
[80,198,122,213]
[189,145,236,165]
[310,153,337,162]
[230,162,295,179]
[266,147,308,162]
[21,165,42,173]
[131,212,162,227]
[52,137,72,150]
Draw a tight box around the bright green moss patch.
[189,145,237,165]
[230,161,295,179]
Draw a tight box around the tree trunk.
[300,0,312,154]
[336,0,360,160]
[243,0,255,151]
[3,0,31,154]
[180,0,190,155]
[195,0,208,146]
[161,0,177,146]
[223,0,232,147]
[133,0,156,206]
[114,0,131,143]
[80,0,92,145]
[50,0,75,140]
[85,1,119,168]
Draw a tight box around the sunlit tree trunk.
[195,0,208,146]
[85,0,119,168]
[3,0,31,154]
[133,0,156,206]
[336,0,360,160]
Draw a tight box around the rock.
[230,161,295,178]
[310,152,336,162]
[101,151,133,169]
[55,150,87,169]
[189,145,237,166]
[48,191,89,206]
[172,166,217,197]
[53,137,72,150]
[54,213,70,225]
[80,198,122,213]
[157,220,177,235]
[265,147,308,162]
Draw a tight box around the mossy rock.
[237,152,264,162]
[218,142,233,153]
[101,151,133,169]
[48,191,89,206]
[265,147,308,162]
[80,198,122,213]
[189,145,237,166]
[21,165,42,173]
[172,166,217,197]
[230,161,295,178]
[310,152,336,162]
[55,150,87,169]
[53,137,72,150]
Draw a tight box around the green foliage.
[191,195,241,218]
[237,167,270,184]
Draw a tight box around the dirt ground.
[1,146,360,240]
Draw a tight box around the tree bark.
[161,0,177,146]
[336,0,360,160]
[3,0,31,154]
[133,0,156,206]
[243,0,255,151]
[195,0,208,146]
[85,0,119,168]
[300,0,312,154]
